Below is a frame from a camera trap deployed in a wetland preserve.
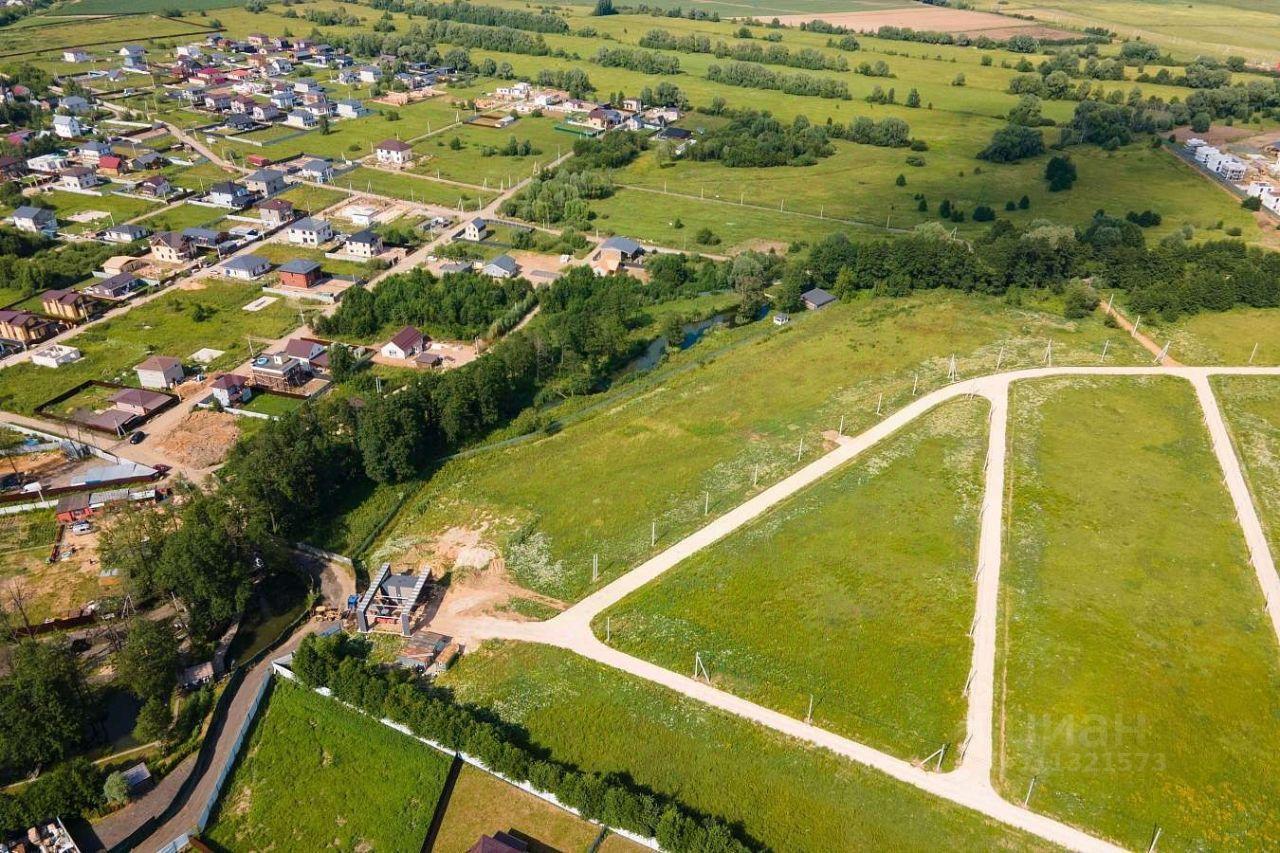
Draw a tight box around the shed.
[801,288,837,310]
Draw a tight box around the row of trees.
[290,633,753,851]
[367,0,570,32]
[706,61,851,100]
[592,46,682,75]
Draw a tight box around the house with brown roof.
[380,326,425,360]
[41,289,95,321]
[0,310,58,345]
[374,138,413,166]
[258,198,295,228]
[135,355,184,389]
[84,272,144,300]
[109,387,171,417]
[137,175,173,198]
[210,373,251,407]
[150,231,196,263]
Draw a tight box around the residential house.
[119,45,145,60]
[801,287,837,311]
[63,49,90,63]
[229,96,256,114]
[0,310,57,345]
[59,95,90,114]
[101,223,149,244]
[209,373,251,407]
[297,158,334,183]
[284,109,317,129]
[277,258,323,288]
[258,198,295,227]
[462,217,487,241]
[251,103,281,123]
[357,65,382,84]
[270,89,297,109]
[335,99,368,119]
[344,229,382,258]
[590,235,645,276]
[137,175,173,198]
[40,289,94,321]
[77,140,112,164]
[98,154,126,175]
[286,217,332,246]
[203,92,231,112]
[59,166,100,190]
[586,106,624,130]
[483,254,519,279]
[250,353,308,389]
[84,272,144,300]
[224,113,256,133]
[0,155,27,180]
[220,254,271,280]
[381,326,425,360]
[27,152,68,173]
[282,337,327,368]
[110,387,170,417]
[150,231,197,263]
[244,168,286,196]
[12,206,57,235]
[135,355,184,389]
[181,227,226,250]
[374,138,413,166]
[207,181,254,209]
[53,114,83,139]
[654,126,693,155]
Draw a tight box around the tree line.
[367,0,569,32]
[706,61,851,100]
[592,46,682,75]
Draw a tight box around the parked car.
[70,521,93,535]
[129,431,146,444]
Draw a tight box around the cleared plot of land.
[599,397,986,765]
[771,6,1075,40]
[412,116,570,189]
[339,166,497,209]
[369,291,1146,603]
[998,376,1280,848]
[0,279,302,414]
[432,765,620,853]
[135,202,225,233]
[1142,306,1280,366]
[1215,376,1280,556]
[275,183,348,215]
[206,681,451,852]
[36,190,160,233]
[0,14,209,56]
[439,642,1051,852]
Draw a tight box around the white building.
[31,344,82,368]
[53,114,83,139]
[286,217,333,246]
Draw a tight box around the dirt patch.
[768,6,1075,39]
[1172,125,1258,148]
[177,278,208,291]
[155,410,240,468]
[730,237,789,255]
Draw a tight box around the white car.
[70,521,93,535]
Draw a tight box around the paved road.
[436,363,1280,853]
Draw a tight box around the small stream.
[629,314,729,372]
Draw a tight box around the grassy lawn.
[367,291,1147,602]
[1140,306,1280,367]
[412,116,570,189]
[37,190,159,233]
[439,642,1051,852]
[433,765,607,853]
[253,242,369,279]
[599,397,986,766]
[1214,376,1280,557]
[240,391,304,417]
[339,166,497,210]
[0,279,302,414]
[48,382,118,419]
[997,376,1280,849]
[276,183,349,215]
[206,680,451,852]
[135,202,225,233]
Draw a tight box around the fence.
[194,673,271,833]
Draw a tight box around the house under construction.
[355,563,432,636]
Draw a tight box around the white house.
[483,254,519,279]
[357,65,382,84]
[53,114,83,139]
[286,217,333,246]
[462,217,486,241]
[374,138,413,165]
[59,167,99,190]
[220,254,271,280]
[335,99,368,119]
[381,326,425,360]
[343,229,382,258]
[297,158,334,183]
[285,110,317,129]
[63,49,90,63]
[12,206,56,235]
[135,355,184,390]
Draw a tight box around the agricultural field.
[598,397,987,765]
[0,13,210,57]
[205,681,452,852]
[0,278,302,414]
[1215,376,1280,555]
[997,376,1280,848]
[439,641,1052,852]
[366,291,1148,602]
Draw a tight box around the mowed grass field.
[1215,376,1280,555]
[997,376,1280,848]
[206,681,451,852]
[0,13,210,56]
[412,116,571,189]
[598,397,987,766]
[339,166,497,209]
[0,279,302,414]
[368,291,1147,602]
[439,641,1052,852]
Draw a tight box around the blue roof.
[223,254,269,271]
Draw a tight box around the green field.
[0,279,302,414]
[439,641,1050,852]
[0,13,211,56]
[599,397,986,765]
[36,190,160,233]
[368,291,1147,603]
[433,765,613,853]
[276,183,349,215]
[1142,307,1280,367]
[1215,376,1280,556]
[412,116,572,189]
[339,166,497,209]
[135,202,225,233]
[240,391,305,417]
[206,680,451,852]
[997,376,1280,848]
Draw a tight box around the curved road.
[436,363,1280,853]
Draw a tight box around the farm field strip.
[439,363,1280,853]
